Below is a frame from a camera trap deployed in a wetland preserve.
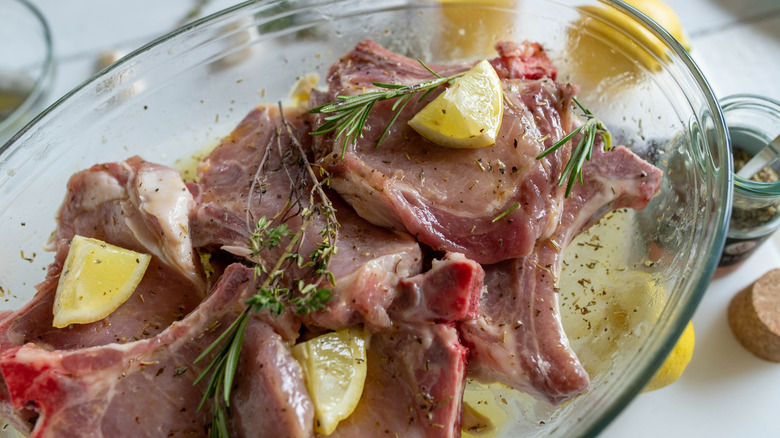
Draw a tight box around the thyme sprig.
[194,103,339,437]
[308,60,465,157]
[536,97,612,197]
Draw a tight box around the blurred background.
[22,0,780,108]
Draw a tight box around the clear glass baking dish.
[0,0,730,436]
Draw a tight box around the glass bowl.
[0,0,54,146]
[0,0,730,436]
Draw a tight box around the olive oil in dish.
[0,87,29,122]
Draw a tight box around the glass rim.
[581,0,730,436]
[0,0,55,143]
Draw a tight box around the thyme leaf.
[195,103,339,436]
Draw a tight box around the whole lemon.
[567,0,690,88]
[433,0,520,59]
[644,321,695,392]
[625,0,691,51]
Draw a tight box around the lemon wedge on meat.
[52,235,151,328]
[292,328,369,435]
[644,320,695,392]
[408,59,503,149]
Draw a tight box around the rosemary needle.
[309,60,465,157]
[536,97,612,197]
[492,202,520,222]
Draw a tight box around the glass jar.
[715,94,780,278]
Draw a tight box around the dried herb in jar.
[731,148,780,229]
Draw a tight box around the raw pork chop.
[0,157,206,352]
[330,323,467,438]
[314,39,663,405]
[461,145,663,405]
[329,253,483,438]
[311,39,577,264]
[0,247,200,352]
[0,264,314,438]
[49,156,205,291]
[0,157,208,433]
[190,104,422,332]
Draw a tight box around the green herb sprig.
[194,103,339,437]
[492,202,520,223]
[193,308,248,437]
[309,60,464,157]
[309,59,611,199]
[535,97,612,197]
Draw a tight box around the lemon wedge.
[408,59,503,149]
[291,328,369,435]
[53,235,151,328]
[290,72,320,110]
[644,320,695,392]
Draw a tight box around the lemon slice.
[292,328,369,435]
[408,59,503,149]
[53,235,151,328]
[644,320,695,392]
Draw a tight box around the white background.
[18,0,780,436]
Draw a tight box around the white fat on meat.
[130,161,200,290]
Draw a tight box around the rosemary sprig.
[194,103,339,436]
[309,59,610,199]
[192,309,249,437]
[536,97,612,197]
[309,60,465,157]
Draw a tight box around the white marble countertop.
[16,0,780,437]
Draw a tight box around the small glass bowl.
[0,0,55,146]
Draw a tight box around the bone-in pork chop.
[311,39,577,264]
[461,145,662,405]
[0,264,314,438]
[190,104,423,332]
[0,157,206,352]
[328,252,483,438]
